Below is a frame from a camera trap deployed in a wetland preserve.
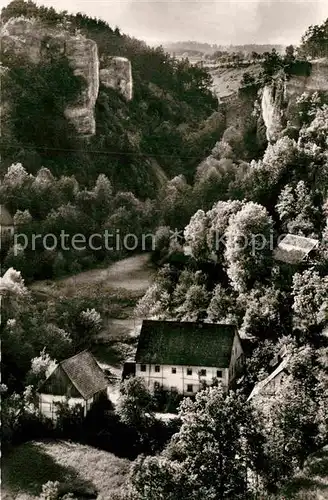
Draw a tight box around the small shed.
[248,356,290,401]
[273,234,319,265]
[38,350,108,420]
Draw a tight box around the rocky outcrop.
[261,77,286,142]
[63,37,99,136]
[221,92,257,134]
[1,17,134,136]
[99,56,133,101]
[261,59,328,143]
[215,59,328,146]
[285,59,328,98]
[219,90,266,151]
[1,17,99,136]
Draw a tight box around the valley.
[1,2,328,499]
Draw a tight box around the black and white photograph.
[1,0,328,498]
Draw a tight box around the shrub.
[54,401,85,439]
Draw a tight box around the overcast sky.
[1,0,327,46]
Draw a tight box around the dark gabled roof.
[0,205,14,226]
[248,356,290,400]
[273,234,319,264]
[135,320,237,368]
[60,351,108,399]
[51,351,108,400]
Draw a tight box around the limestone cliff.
[1,17,99,136]
[218,88,267,155]
[285,59,328,98]
[99,56,133,101]
[0,17,134,136]
[261,76,286,143]
[63,37,99,136]
[261,59,328,142]
[221,92,257,135]
[213,59,328,146]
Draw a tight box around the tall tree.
[183,209,209,261]
[207,200,244,263]
[207,284,236,324]
[225,202,274,292]
[238,286,282,339]
[260,378,320,490]
[299,19,328,58]
[276,181,319,236]
[130,386,265,500]
[292,269,328,338]
[117,377,155,431]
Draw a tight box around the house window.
[172,367,177,374]
[217,370,222,378]
[155,365,160,373]
[140,364,146,372]
[187,368,192,376]
[187,384,193,393]
[200,369,207,377]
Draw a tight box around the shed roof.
[0,205,14,226]
[248,356,290,400]
[135,320,237,368]
[61,351,108,399]
[273,234,319,264]
[40,350,108,400]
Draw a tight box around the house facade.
[134,320,244,395]
[38,350,108,420]
[0,205,14,239]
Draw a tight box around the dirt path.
[31,253,154,299]
[57,253,153,291]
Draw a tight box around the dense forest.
[1,3,328,499]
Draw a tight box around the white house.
[134,320,244,395]
[38,350,108,420]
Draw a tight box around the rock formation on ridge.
[0,17,134,137]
